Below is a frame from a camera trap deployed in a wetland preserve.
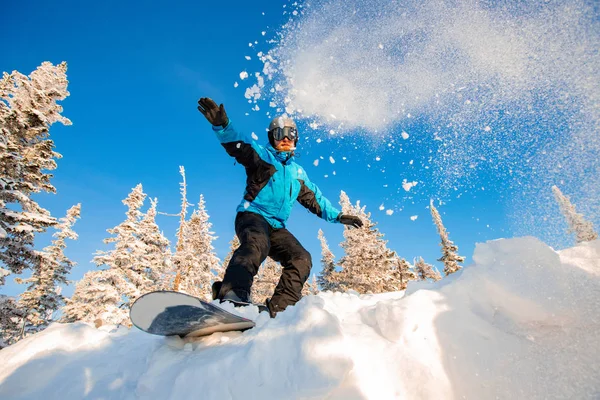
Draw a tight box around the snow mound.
[1,237,598,399]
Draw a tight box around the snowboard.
[130,290,256,338]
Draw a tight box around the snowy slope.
[0,237,598,400]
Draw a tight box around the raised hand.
[338,214,363,228]
[198,97,229,127]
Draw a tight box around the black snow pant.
[218,211,313,315]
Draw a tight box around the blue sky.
[3,0,598,298]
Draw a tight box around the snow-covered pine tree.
[317,229,338,292]
[176,195,221,300]
[385,255,417,291]
[137,197,172,290]
[251,257,281,304]
[414,257,442,282]
[0,267,9,286]
[0,62,71,280]
[552,185,598,243]
[0,295,25,348]
[336,191,399,294]
[430,200,465,276]
[16,204,81,329]
[92,184,156,316]
[61,269,130,327]
[302,275,319,296]
[173,166,192,291]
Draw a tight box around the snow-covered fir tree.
[336,191,400,294]
[385,255,417,291]
[251,257,281,304]
[552,185,598,243]
[430,200,465,276]
[16,204,81,329]
[92,184,160,322]
[0,266,9,286]
[176,196,221,300]
[302,275,320,296]
[61,269,130,327]
[137,197,172,290]
[0,62,71,280]
[173,166,192,291]
[317,229,338,292]
[0,295,25,348]
[414,257,442,282]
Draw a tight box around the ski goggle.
[269,126,298,141]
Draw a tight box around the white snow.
[402,179,418,192]
[1,238,599,399]
[410,215,418,221]
[239,71,248,80]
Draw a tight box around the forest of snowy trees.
[1,62,597,348]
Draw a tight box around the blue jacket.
[213,121,342,229]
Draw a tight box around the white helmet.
[268,115,298,147]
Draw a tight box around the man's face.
[274,137,294,152]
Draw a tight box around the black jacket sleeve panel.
[221,141,264,169]
[297,179,323,218]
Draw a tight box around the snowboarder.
[197,98,363,318]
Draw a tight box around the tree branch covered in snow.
[430,200,464,276]
[87,184,166,325]
[414,257,442,282]
[552,185,598,243]
[61,269,130,327]
[173,166,192,291]
[0,62,71,277]
[16,204,81,328]
[251,257,281,304]
[317,229,338,291]
[174,195,221,300]
[0,294,25,348]
[336,191,414,293]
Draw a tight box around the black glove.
[198,97,229,128]
[338,214,363,228]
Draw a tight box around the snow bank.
[1,237,598,399]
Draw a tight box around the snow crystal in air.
[314,159,319,166]
[401,131,409,140]
[245,85,261,101]
[410,215,418,221]
[386,210,394,215]
[251,132,259,141]
[234,82,239,88]
[329,156,335,164]
[245,56,251,61]
[379,204,385,211]
[402,180,418,192]
[239,71,249,80]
